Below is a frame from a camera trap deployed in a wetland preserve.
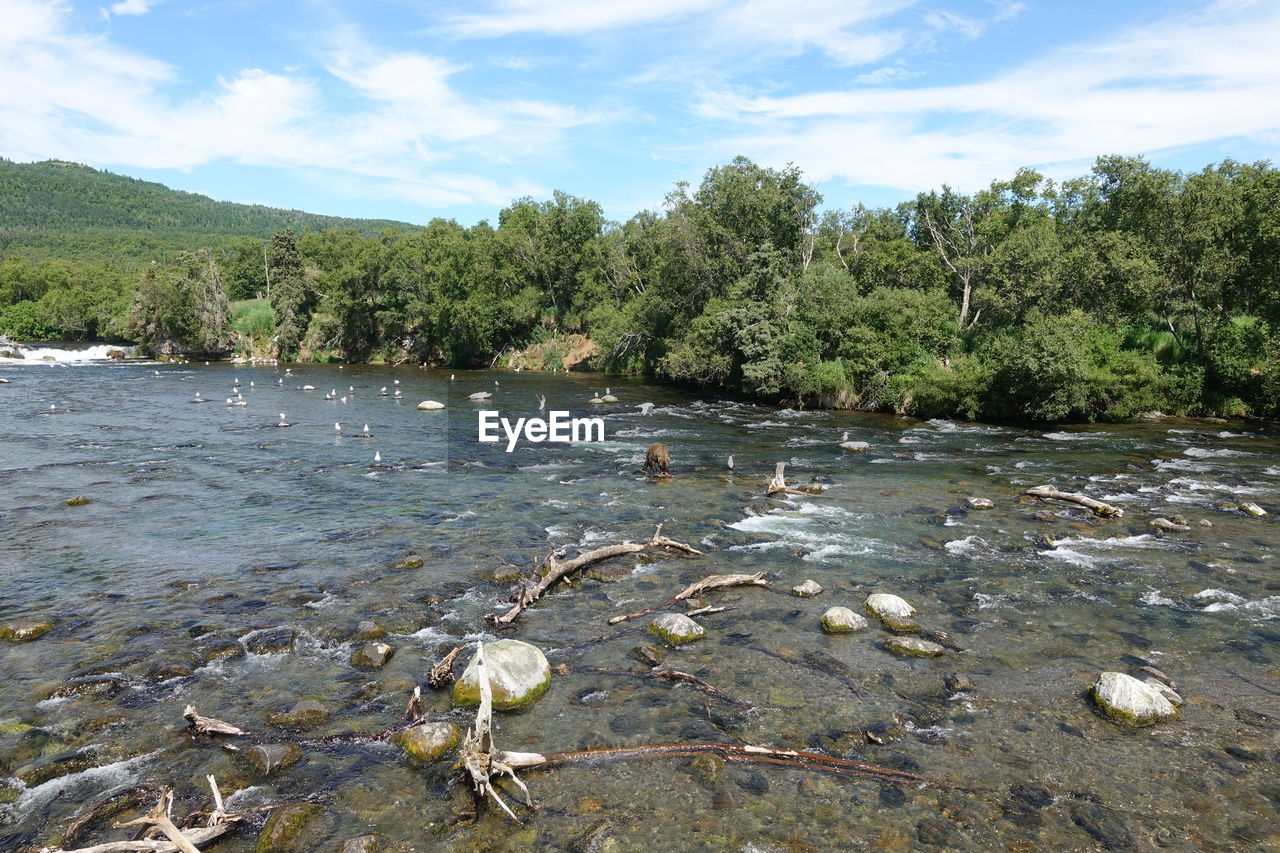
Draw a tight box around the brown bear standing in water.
[643,442,672,478]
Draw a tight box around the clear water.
[1,361,1277,851]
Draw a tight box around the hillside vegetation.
[2,155,1278,422]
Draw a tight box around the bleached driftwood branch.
[1025,485,1123,518]
[485,525,704,625]
[607,571,770,625]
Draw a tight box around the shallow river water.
[0,359,1277,851]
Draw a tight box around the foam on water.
[1184,447,1251,458]
[13,749,163,816]
[2,344,137,363]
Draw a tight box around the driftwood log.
[183,705,246,737]
[486,525,704,625]
[1024,485,1123,518]
[607,571,770,624]
[765,462,823,497]
[427,645,465,689]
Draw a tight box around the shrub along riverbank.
[2,155,1279,421]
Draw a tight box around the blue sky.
[2,0,1278,226]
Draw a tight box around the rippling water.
[1,360,1277,851]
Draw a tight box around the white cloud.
[108,0,154,16]
[695,0,1280,192]
[449,0,725,38]
[0,0,584,209]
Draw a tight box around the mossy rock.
[351,620,386,641]
[820,607,867,633]
[648,613,705,646]
[391,721,460,764]
[453,640,552,710]
[882,637,945,658]
[245,743,302,776]
[268,699,330,730]
[865,593,916,620]
[389,555,424,570]
[1088,671,1178,726]
[256,803,324,853]
[63,496,92,507]
[350,641,395,669]
[0,620,53,642]
[340,835,383,853]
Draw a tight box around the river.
[1,358,1277,851]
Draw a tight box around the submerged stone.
[967,497,994,509]
[632,644,664,667]
[392,721,460,764]
[0,620,53,642]
[1088,671,1178,726]
[198,636,246,663]
[246,627,297,655]
[15,750,99,787]
[350,641,395,668]
[883,637,945,658]
[820,606,868,633]
[389,555,424,570]
[866,593,916,620]
[256,803,324,853]
[352,620,385,641]
[791,579,824,597]
[340,835,382,853]
[63,496,92,506]
[269,699,330,730]
[648,613,706,646]
[245,743,302,776]
[453,639,552,710]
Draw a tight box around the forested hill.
[0,159,417,260]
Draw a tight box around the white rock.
[839,441,870,453]
[600,394,618,403]
[1140,677,1184,707]
[791,579,823,597]
[1240,502,1267,517]
[1089,671,1178,725]
[820,607,867,633]
[865,593,916,620]
[453,640,551,710]
[468,391,492,400]
[649,612,706,645]
[967,497,994,509]
[302,385,316,391]
[416,400,445,410]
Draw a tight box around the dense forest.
[2,155,1278,422]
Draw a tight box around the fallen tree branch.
[576,665,748,706]
[428,645,465,689]
[486,525,704,625]
[45,825,236,853]
[607,572,770,625]
[766,462,823,497]
[113,790,202,853]
[498,742,957,788]
[1025,485,1123,518]
[183,705,246,737]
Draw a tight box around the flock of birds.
[171,368,667,469]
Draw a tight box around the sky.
[1,0,1278,226]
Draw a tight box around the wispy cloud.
[107,0,155,17]
[448,0,724,38]
[0,0,586,209]
[694,0,1280,193]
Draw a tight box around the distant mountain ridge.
[0,158,419,261]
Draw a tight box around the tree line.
[2,154,1278,422]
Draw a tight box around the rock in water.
[269,699,331,730]
[453,639,552,710]
[1240,502,1267,517]
[245,743,302,776]
[883,637,945,658]
[257,803,324,852]
[340,835,382,853]
[791,579,824,597]
[392,721,460,764]
[865,593,916,620]
[648,612,707,646]
[468,391,492,400]
[0,620,53,642]
[839,441,870,453]
[967,497,994,509]
[416,400,445,410]
[1088,671,1178,726]
[601,394,619,403]
[820,607,868,633]
[350,641,395,668]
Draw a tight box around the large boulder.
[256,803,324,852]
[453,640,552,710]
[648,613,706,646]
[350,641,395,669]
[1089,671,1178,726]
[865,593,916,620]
